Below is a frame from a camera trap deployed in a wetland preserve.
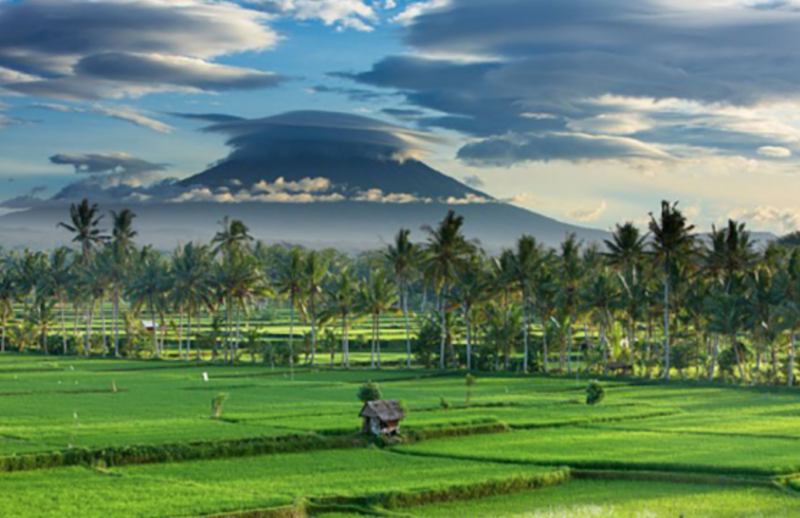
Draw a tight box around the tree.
[274,247,305,378]
[455,252,488,371]
[212,216,253,258]
[604,222,647,349]
[324,268,359,369]
[214,249,265,363]
[171,243,214,360]
[126,248,169,357]
[0,270,14,353]
[511,235,541,373]
[48,248,73,356]
[110,209,138,250]
[583,267,620,376]
[357,381,381,403]
[302,251,328,366]
[557,234,583,373]
[423,211,475,370]
[648,201,695,379]
[58,199,108,262]
[385,229,419,369]
[358,269,397,369]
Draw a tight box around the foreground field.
[0,355,798,517]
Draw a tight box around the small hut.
[359,400,405,436]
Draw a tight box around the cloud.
[306,85,394,102]
[758,146,792,158]
[200,109,442,162]
[246,0,378,32]
[0,0,281,100]
[729,205,800,233]
[346,0,800,168]
[252,177,333,193]
[391,0,450,25]
[568,200,608,223]
[458,132,671,166]
[34,103,173,133]
[49,152,168,174]
[381,108,426,121]
[462,174,484,189]
[353,188,429,203]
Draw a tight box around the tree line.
[2,198,800,386]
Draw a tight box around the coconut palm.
[274,247,305,378]
[455,252,488,371]
[604,222,647,347]
[533,252,559,373]
[0,269,15,353]
[126,248,169,357]
[58,199,108,262]
[511,235,541,373]
[423,210,475,370]
[583,267,620,376]
[324,267,359,368]
[171,243,214,360]
[302,250,328,366]
[358,270,397,368]
[212,216,253,257]
[648,201,696,379]
[48,247,73,355]
[214,249,265,362]
[557,234,583,373]
[111,209,138,250]
[384,228,419,369]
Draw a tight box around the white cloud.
[567,113,654,135]
[568,200,608,223]
[253,0,378,31]
[33,103,173,133]
[729,205,800,233]
[354,188,429,203]
[391,0,450,25]
[758,146,792,157]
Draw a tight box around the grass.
[1,355,800,516]
[0,449,560,518]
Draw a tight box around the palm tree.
[706,281,748,381]
[126,248,169,357]
[274,247,305,378]
[511,235,541,373]
[423,210,475,370]
[171,243,213,360]
[48,247,73,355]
[583,267,620,376]
[0,269,15,353]
[359,269,397,369]
[557,234,583,374]
[58,199,108,262]
[302,250,328,366]
[649,201,695,379]
[214,249,264,362]
[604,222,647,348]
[324,268,359,369]
[111,209,138,249]
[778,250,800,387]
[385,228,419,369]
[533,252,559,373]
[455,252,488,371]
[212,216,253,257]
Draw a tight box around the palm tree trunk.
[289,294,295,380]
[100,295,107,356]
[113,291,120,358]
[464,304,472,371]
[343,313,349,369]
[186,311,192,360]
[403,287,412,369]
[178,309,184,359]
[59,290,68,356]
[566,317,573,375]
[377,312,382,369]
[370,313,376,369]
[789,332,796,387]
[542,314,549,374]
[602,321,609,376]
[1,310,6,353]
[732,331,745,382]
[309,300,316,366]
[709,335,719,380]
[439,282,448,370]
[663,269,671,379]
[522,295,529,373]
[150,297,158,358]
[85,300,94,356]
[234,302,241,363]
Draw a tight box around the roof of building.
[359,400,405,422]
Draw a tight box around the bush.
[440,396,451,410]
[357,381,381,403]
[211,392,229,419]
[586,380,605,406]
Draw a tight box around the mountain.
[179,156,484,200]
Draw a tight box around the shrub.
[586,380,605,406]
[357,381,381,403]
[211,392,229,419]
[465,374,475,407]
[440,396,451,410]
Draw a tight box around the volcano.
[0,110,611,250]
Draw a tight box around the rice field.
[0,354,798,517]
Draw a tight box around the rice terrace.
[5,0,800,517]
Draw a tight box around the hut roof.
[359,400,405,422]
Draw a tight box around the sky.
[2,0,800,234]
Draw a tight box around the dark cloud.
[202,110,441,161]
[462,174,484,189]
[0,0,281,100]
[381,108,426,121]
[49,153,169,174]
[307,85,395,102]
[345,0,800,165]
[169,113,247,124]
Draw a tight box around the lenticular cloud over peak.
[200,110,442,162]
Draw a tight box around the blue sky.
[3,0,800,234]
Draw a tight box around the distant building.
[359,400,406,436]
